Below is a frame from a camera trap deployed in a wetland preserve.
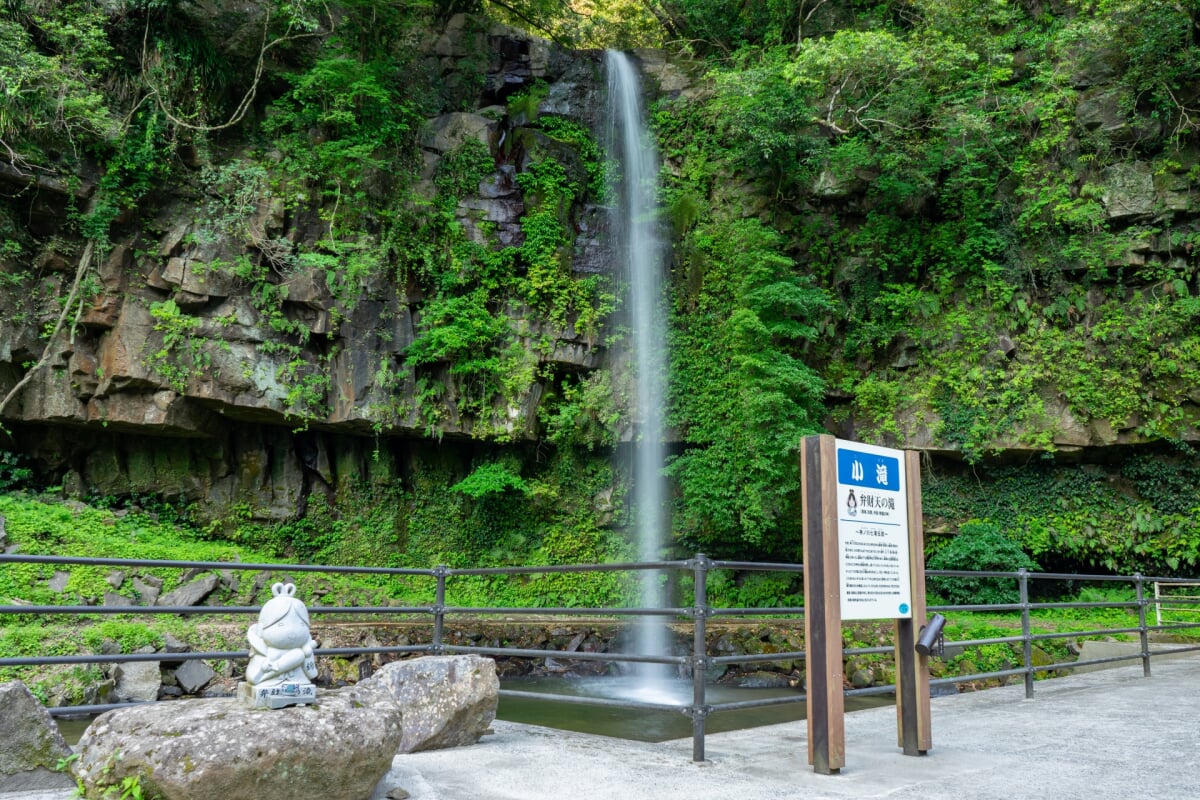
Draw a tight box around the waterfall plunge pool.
[498,676,893,742]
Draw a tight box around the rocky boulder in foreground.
[73,682,403,800]
[362,652,499,753]
[0,681,76,793]
[362,654,499,753]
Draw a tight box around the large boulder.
[0,681,76,793]
[362,655,498,753]
[73,683,403,800]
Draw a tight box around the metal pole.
[692,553,710,762]
[1136,574,1150,677]
[1019,568,1033,699]
[1154,581,1162,629]
[433,565,447,653]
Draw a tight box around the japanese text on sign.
[835,440,912,620]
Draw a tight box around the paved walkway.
[378,655,1200,800]
[9,656,1199,800]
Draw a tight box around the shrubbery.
[927,522,1039,606]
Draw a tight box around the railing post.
[1135,573,1150,677]
[433,565,448,653]
[691,553,711,762]
[1019,568,1033,699]
[1154,581,1162,629]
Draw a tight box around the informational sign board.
[834,439,912,620]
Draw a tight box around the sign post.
[802,435,931,773]
[895,448,931,754]
[801,436,843,774]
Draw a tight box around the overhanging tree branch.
[139,8,326,134]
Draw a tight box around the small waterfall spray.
[605,50,672,699]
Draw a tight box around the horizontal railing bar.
[313,606,435,615]
[308,645,431,657]
[498,689,686,713]
[931,666,1030,685]
[1148,644,1200,656]
[0,644,432,668]
[0,605,260,615]
[1020,572,1136,582]
[707,607,805,617]
[49,702,150,718]
[844,684,899,698]
[710,651,804,666]
[1030,626,1143,641]
[0,553,433,576]
[1,651,248,667]
[442,643,689,665]
[843,646,896,656]
[945,634,1028,648]
[441,606,690,617]
[0,605,436,616]
[929,603,1026,613]
[1032,601,1140,610]
[1042,653,1140,671]
[707,694,804,713]
[1148,621,1200,632]
[449,560,689,576]
[927,570,1158,582]
[709,561,805,573]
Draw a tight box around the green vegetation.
[927,522,1039,606]
[4,0,1200,592]
[924,453,1200,575]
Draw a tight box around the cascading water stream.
[605,50,674,702]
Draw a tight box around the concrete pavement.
[377,655,1200,800]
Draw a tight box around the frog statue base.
[237,679,317,709]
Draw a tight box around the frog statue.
[239,582,319,709]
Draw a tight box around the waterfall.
[605,50,673,699]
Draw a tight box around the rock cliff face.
[0,15,656,522]
[6,4,1199,552]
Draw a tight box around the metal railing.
[3,553,1200,761]
[1154,581,1200,627]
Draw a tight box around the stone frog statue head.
[244,582,318,706]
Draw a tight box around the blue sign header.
[836,447,900,492]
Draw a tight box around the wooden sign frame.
[801,435,931,774]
